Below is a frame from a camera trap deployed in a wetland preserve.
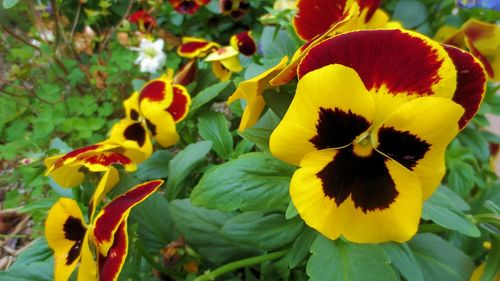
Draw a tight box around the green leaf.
[188,81,230,117]
[222,211,303,250]
[393,0,428,28]
[166,140,212,200]
[2,238,54,281]
[458,128,490,162]
[2,0,20,9]
[307,237,398,281]
[288,227,318,268]
[239,110,280,151]
[169,199,261,263]
[409,233,474,281]
[129,193,177,253]
[382,242,424,281]
[422,187,480,237]
[9,238,52,268]
[191,152,295,211]
[263,88,294,119]
[135,150,172,180]
[260,26,298,59]
[198,111,233,159]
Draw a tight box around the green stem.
[193,250,288,281]
[472,214,500,225]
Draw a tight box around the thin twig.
[69,2,82,41]
[99,0,133,53]
[1,25,40,50]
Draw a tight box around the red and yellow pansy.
[435,19,500,82]
[169,0,211,14]
[128,10,156,32]
[45,175,162,281]
[109,71,191,155]
[270,29,486,243]
[271,0,400,86]
[177,32,257,81]
[44,143,136,188]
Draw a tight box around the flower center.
[144,47,158,58]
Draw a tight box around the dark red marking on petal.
[145,118,157,136]
[167,86,189,122]
[233,31,256,56]
[54,144,102,169]
[139,80,166,103]
[79,152,133,167]
[443,45,486,128]
[63,216,86,265]
[98,222,128,281]
[93,180,162,246]
[316,146,399,213]
[173,60,197,86]
[130,109,140,121]
[123,122,146,147]
[356,0,381,23]
[310,107,371,149]
[377,127,430,170]
[465,39,494,78]
[169,0,201,14]
[299,30,445,96]
[128,10,157,29]
[293,0,349,41]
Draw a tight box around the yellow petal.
[45,198,87,281]
[372,97,464,199]
[291,149,421,243]
[270,64,374,166]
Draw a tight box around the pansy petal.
[220,55,243,72]
[46,159,85,188]
[298,30,457,96]
[123,92,140,121]
[462,19,500,81]
[169,0,202,14]
[270,5,357,86]
[230,31,256,56]
[356,0,381,23]
[227,56,288,131]
[298,30,457,124]
[373,97,463,199]
[205,46,239,61]
[46,144,111,172]
[76,234,98,281]
[139,79,173,112]
[109,119,153,160]
[45,198,87,281]
[89,167,120,220]
[167,85,191,123]
[141,106,180,147]
[177,37,220,58]
[173,59,197,86]
[292,0,354,41]
[270,64,374,166]
[443,45,487,128]
[92,180,162,256]
[77,151,136,173]
[97,221,129,281]
[211,61,232,81]
[291,149,421,243]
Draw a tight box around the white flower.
[131,38,167,73]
